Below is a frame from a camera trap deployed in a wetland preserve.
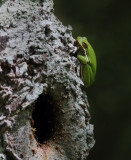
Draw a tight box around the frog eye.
[82,42,87,48]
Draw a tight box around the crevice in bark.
[31,93,61,144]
[0,36,8,52]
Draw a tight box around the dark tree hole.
[32,94,57,144]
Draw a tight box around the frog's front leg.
[77,54,89,65]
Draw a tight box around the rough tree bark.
[0,0,95,159]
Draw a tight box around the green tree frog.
[76,37,97,87]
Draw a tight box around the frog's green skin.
[76,37,97,87]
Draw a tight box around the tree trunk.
[0,0,95,159]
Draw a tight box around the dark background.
[54,0,131,160]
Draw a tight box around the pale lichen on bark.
[0,0,95,159]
